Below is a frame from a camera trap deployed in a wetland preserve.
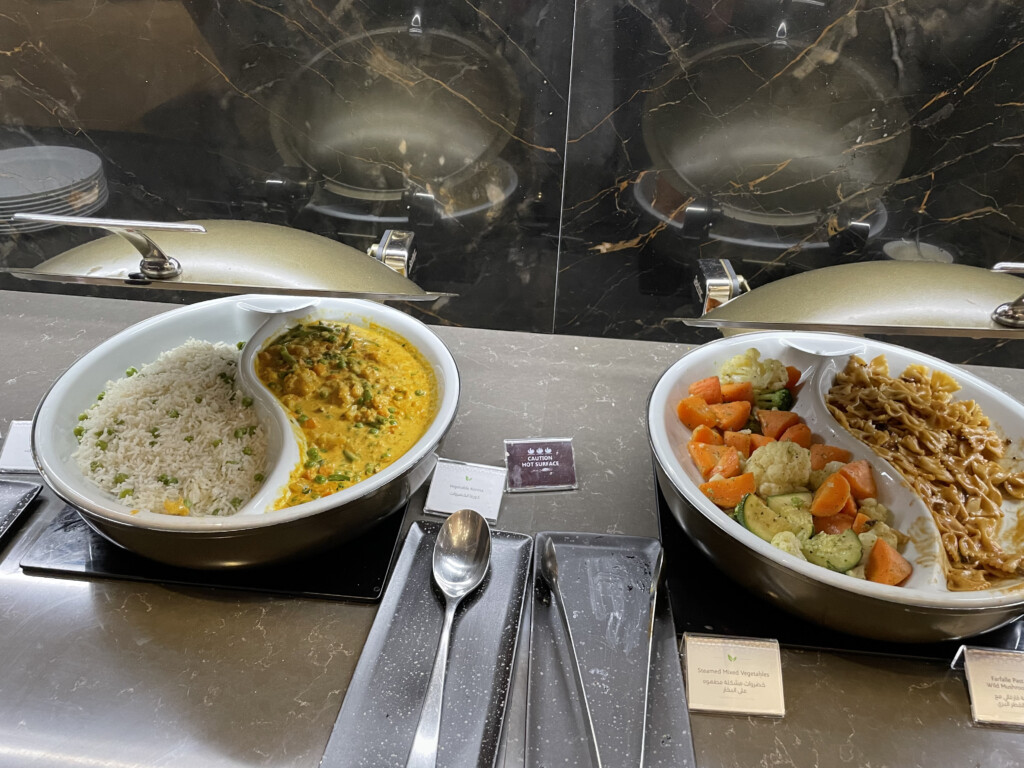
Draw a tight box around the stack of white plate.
[0,146,108,234]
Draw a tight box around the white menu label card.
[0,421,35,473]
[962,647,1024,727]
[423,459,505,523]
[683,633,786,717]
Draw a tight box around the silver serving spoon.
[406,509,492,768]
[539,537,603,768]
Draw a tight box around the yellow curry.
[255,320,438,509]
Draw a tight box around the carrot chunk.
[810,443,854,471]
[687,442,730,479]
[779,422,812,449]
[813,513,854,536]
[690,424,723,445]
[810,472,851,517]
[839,494,858,517]
[749,434,776,451]
[852,512,873,534]
[757,409,801,440]
[710,446,742,480]
[676,395,718,430]
[785,365,802,389]
[699,472,756,508]
[723,430,752,458]
[839,460,877,501]
[865,538,913,586]
[720,380,755,404]
[688,376,723,405]
[709,400,752,431]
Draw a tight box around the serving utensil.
[539,536,603,768]
[406,508,492,768]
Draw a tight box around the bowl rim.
[32,295,459,533]
[648,330,1024,612]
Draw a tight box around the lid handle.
[11,213,206,279]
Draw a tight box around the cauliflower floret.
[746,441,811,497]
[858,497,894,526]
[770,531,808,560]
[719,348,789,392]
[808,461,846,490]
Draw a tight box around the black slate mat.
[20,502,406,602]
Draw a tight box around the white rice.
[72,339,268,517]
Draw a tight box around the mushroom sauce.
[255,320,438,509]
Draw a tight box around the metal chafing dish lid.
[683,261,1024,338]
[5,217,446,301]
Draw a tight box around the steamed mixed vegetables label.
[677,349,914,587]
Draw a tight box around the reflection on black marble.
[3,1,1024,365]
[558,0,1024,366]
[0,0,572,332]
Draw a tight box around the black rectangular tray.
[320,521,533,768]
[0,478,41,547]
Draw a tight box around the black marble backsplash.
[2,0,1024,365]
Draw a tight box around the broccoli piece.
[755,388,794,411]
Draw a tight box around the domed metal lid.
[4,215,445,301]
[685,261,1024,338]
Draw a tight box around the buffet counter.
[1,290,1022,767]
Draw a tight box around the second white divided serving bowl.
[648,331,1024,642]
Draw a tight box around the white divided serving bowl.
[33,295,459,569]
[649,331,1024,642]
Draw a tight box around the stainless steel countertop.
[1,291,1022,767]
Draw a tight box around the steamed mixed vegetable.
[677,349,914,587]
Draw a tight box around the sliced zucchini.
[802,529,863,572]
[734,493,813,543]
[766,492,813,516]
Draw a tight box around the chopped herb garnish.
[242,396,253,408]
[113,473,129,485]
[125,367,138,377]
